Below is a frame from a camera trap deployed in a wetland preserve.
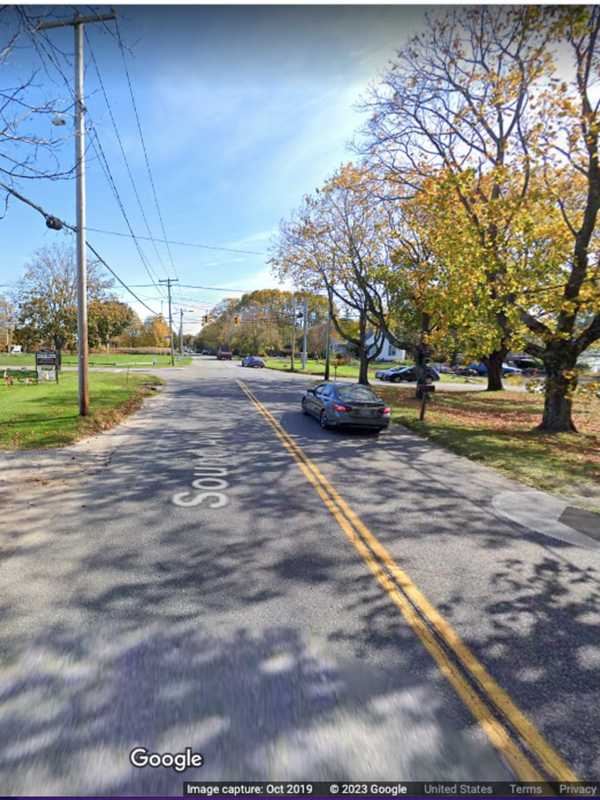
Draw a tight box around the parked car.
[375,365,441,383]
[458,362,523,377]
[454,365,480,376]
[301,382,391,432]
[502,364,523,376]
[507,356,543,373]
[216,348,232,360]
[241,356,265,368]
[430,362,453,374]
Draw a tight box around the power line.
[0,180,160,317]
[89,127,165,296]
[30,21,166,300]
[84,226,266,256]
[115,16,179,281]
[86,30,170,282]
[128,283,253,294]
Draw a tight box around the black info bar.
[183,783,600,798]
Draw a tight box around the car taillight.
[382,406,391,415]
[333,403,351,412]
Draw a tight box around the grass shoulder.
[376,385,600,511]
[0,371,164,450]
[0,353,191,369]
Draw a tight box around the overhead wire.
[88,128,165,295]
[128,283,252,293]
[83,226,267,256]
[85,30,170,282]
[31,19,166,299]
[114,15,179,281]
[0,180,161,316]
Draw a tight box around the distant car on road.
[217,348,232,360]
[430,362,453,374]
[462,362,523,377]
[301,382,391,432]
[241,356,265,368]
[375,365,440,383]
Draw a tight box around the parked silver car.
[301,382,391,431]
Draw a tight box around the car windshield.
[337,385,380,402]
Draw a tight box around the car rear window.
[337,385,380,402]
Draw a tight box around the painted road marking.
[238,379,578,783]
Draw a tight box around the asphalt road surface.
[0,357,598,794]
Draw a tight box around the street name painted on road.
[172,437,231,508]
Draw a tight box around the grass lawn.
[0,353,191,368]
[0,371,163,450]
[376,385,600,510]
[263,356,410,379]
[263,356,490,384]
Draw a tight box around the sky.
[0,4,428,334]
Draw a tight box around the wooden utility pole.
[291,293,296,372]
[37,11,116,416]
[159,278,178,366]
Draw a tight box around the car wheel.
[320,410,329,430]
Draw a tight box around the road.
[0,357,598,794]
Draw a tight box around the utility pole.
[37,11,116,417]
[291,293,296,372]
[178,307,193,356]
[159,278,178,366]
[179,308,184,356]
[302,298,308,371]
[324,305,332,381]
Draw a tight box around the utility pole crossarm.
[36,13,116,31]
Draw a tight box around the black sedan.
[301,382,391,431]
[375,365,440,383]
[241,356,265,368]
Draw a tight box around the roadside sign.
[35,350,60,383]
[36,350,60,368]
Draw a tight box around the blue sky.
[1,4,428,333]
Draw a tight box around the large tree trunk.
[538,348,578,433]
[414,313,432,399]
[357,313,370,385]
[482,349,507,391]
[358,348,370,385]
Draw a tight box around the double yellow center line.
[238,379,578,783]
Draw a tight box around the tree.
[0,7,74,206]
[514,8,600,431]
[362,6,554,391]
[0,295,15,351]
[272,164,388,384]
[14,243,113,359]
[400,167,572,386]
[88,300,136,351]
[113,311,144,348]
[140,314,170,348]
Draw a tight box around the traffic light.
[234,316,240,325]
[202,315,208,324]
